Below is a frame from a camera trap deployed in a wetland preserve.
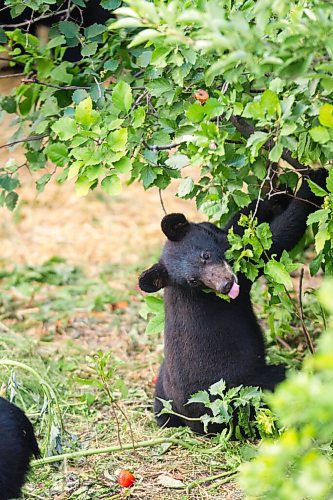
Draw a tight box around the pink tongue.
[228,282,240,299]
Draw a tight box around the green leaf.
[59,21,79,39]
[141,165,157,188]
[26,151,46,171]
[145,313,164,335]
[84,23,106,39]
[0,175,19,191]
[46,143,68,167]
[108,128,128,152]
[186,390,210,405]
[5,192,18,211]
[315,226,329,253]
[144,295,164,313]
[1,96,16,114]
[51,116,77,141]
[233,190,251,208]
[252,158,266,180]
[46,35,66,49]
[268,142,283,162]
[260,89,281,118]
[178,177,194,198]
[72,89,89,104]
[85,164,106,181]
[101,0,121,9]
[307,209,329,226]
[319,104,333,128]
[75,175,95,197]
[101,175,122,195]
[186,103,206,123]
[129,28,163,48]
[146,78,173,97]
[247,131,269,160]
[132,107,145,128]
[309,251,324,276]
[309,126,330,144]
[307,180,328,197]
[327,170,333,193]
[75,97,95,126]
[50,62,73,84]
[112,81,132,113]
[165,154,189,170]
[36,173,52,192]
[113,156,132,174]
[0,28,7,43]
[104,60,119,72]
[81,42,98,57]
[209,379,226,397]
[265,259,292,288]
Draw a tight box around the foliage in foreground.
[159,379,277,439]
[239,280,333,499]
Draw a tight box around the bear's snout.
[200,263,236,294]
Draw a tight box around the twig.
[299,267,315,354]
[22,77,91,91]
[276,337,293,351]
[159,188,167,215]
[207,473,239,490]
[22,77,145,93]
[252,161,273,220]
[187,470,237,491]
[0,72,24,79]
[0,134,48,150]
[32,435,192,466]
[0,7,73,29]
[99,369,136,453]
[268,189,321,209]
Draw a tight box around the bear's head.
[139,213,239,299]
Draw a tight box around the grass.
[0,255,324,499]
[0,257,244,499]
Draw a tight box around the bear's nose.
[219,278,234,295]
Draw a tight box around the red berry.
[118,470,135,488]
[152,375,158,386]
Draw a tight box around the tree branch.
[0,72,24,79]
[0,7,74,29]
[0,135,48,150]
[22,77,145,93]
[299,267,315,354]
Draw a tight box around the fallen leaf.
[157,474,185,489]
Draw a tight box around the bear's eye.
[189,278,198,286]
[200,251,211,262]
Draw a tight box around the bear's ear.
[161,213,189,241]
[139,263,169,292]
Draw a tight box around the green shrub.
[239,280,333,499]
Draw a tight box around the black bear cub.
[0,397,40,499]
[139,170,326,434]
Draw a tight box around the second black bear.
[139,170,327,434]
[0,397,40,499]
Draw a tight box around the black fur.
[139,170,327,434]
[0,397,40,499]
